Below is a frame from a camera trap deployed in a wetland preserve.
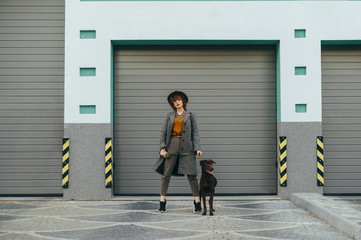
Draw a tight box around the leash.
[166,152,195,158]
[165,152,203,161]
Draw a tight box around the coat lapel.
[169,111,175,127]
[169,111,176,133]
[183,111,190,124]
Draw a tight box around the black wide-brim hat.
[167,91,188,106]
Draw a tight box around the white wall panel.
[65,1,361,123]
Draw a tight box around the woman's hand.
[196,150,202,157]
[160,148,168,158]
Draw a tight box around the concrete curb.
[291,193,361,240]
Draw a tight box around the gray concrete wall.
[277,122,323,199]
[63,124,113,200]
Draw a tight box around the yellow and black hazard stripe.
[279,136,287,187]
[62,138,69,188]
[317,136,324,186]
[105,138,113,188]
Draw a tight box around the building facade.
[0,0,360,199]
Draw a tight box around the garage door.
[322,46,361,194]
[0,1,64,195]
[113,45,277,195]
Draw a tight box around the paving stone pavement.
[0,199,353,240]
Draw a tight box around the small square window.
[295,29,306,38]
[80,68,96,76]
[80,30,96,39]
[295,67,306,75]
[80,105,96,114]
[295,104,307,113]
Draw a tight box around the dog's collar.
[206,170,214,175]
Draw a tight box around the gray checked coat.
[153,111,201,176]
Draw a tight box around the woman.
[153,91,202,213]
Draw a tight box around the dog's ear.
[211,160,216,164]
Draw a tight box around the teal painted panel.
[294,29,306,38]
[295,66,306,75]
[112,40,279,46]
[82,0,361,1]
[80,68,96,76]
[110,44,114,124]
[80,30,96,39]
[80,105,96,114]
[295,104,307,113]
[276,43,281,123]
[321,40,361,45]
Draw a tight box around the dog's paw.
[202,212,207,215]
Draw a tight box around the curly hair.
[169,95,187,110]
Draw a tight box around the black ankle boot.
[193,200,201,213]
[159,199,167,213]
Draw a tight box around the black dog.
[199,159,217,216]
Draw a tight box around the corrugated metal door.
[0,1,64,195]
[322,46,361,194]
[113,45,277,195]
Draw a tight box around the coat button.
[183,131,185,133]
[181,148,183,150]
